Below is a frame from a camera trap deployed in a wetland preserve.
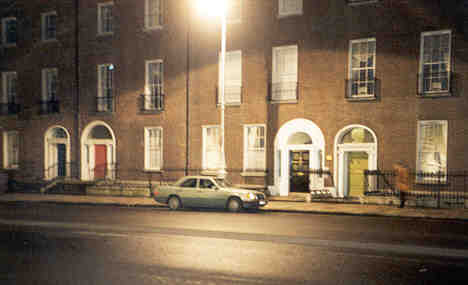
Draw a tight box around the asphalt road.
[1,203,468,284]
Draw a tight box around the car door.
[198,178,227,208]
[177,178,199,207]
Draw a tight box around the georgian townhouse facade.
[1,0,468,198]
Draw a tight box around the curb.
[1,198,467,221]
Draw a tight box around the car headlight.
[245,193,257,201]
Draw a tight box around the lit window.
[272,45,298,102]
[219,50,242,105]
[98,2,114,35]
[203,126,221,170]
[42,11,57,41]
[144,60,164,110]
[3,131,19,169]
[42,68,57,101]
[145,127,163,171]
[416,120,448,181]
[278,0,302,17]
[244,125,266,172]
[145,0,163,29]
[97,64,114,112]
[2,72,17,105]
[419,30,451,95]
[348,38,376,98]
[2,17,17,46]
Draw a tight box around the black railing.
[364,169,467,208]
[345,78,379,100]
[364,170,397,196]
[139,93,164,112]
[269,81,298,102]
[417,72,452,96]
[216,85,242,105]
[96,96,114,112]
[0,103,20,115]
[44,162,80,180]
[39,100,59,114]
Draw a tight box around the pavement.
[0,192,467,220]
[0,193,468,220]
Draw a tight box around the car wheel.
[168,196,181,210]
[227,197,242,213]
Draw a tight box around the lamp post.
[198,0,227,178]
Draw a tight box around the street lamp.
[198,0,227,178]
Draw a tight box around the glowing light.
[197,0,227,18]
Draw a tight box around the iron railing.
[44,162,80,180]
[216,85,243,105]
[417,71,453,96]
[364,169,467,208]
[39,99,59,114]
[269,81,299,102]
[345,78,379,100]
[364,170,397,196]
[139,93,165,112]
[0,103,20,115]
[96,96,114,112]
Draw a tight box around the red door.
[94,145,107,179]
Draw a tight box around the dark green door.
[290,151,310,193]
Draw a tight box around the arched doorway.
[334,125,377,198]
[44,126,70,180]
[273,119,325,196]
[81,121,116,181]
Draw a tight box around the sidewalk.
[0,192,467,220]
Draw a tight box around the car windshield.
[214,178,232,188]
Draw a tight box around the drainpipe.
[74,0,81,179]
[185,2,191,176]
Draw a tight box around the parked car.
[152,176,268,212]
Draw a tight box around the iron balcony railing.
[345,78,379,100]
[216,85,243,105]
[0,103,20,115]
[39,99,59,114]
[347,0,379,5]
[96,96,114,112]
[139,93,165,112]
[268,81,299,102]
[417,71,453,97]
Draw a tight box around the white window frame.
[202,125,221,171]
[348,38,376,98]
[41,11,58,42]
[218,50,242,105]
[272,45,298,102]
[144,59,164,110]
[227,0,242,24]
[98,2,114,35]
[97,64,114,112]
[2,71,16,104]
[419,30,452,95]
[3,131,19,169]
[243,124,266,175]
[144,127,163,171]
[278,0,303,18]
[2,17,17,47]
[145,0,163,30]
[416,120,448,183]
[42,68,58,101]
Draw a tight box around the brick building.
[1,0,468,198]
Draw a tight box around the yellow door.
[347,152,368,197]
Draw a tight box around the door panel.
[57,144,66,177]
[94,144,107,179]
[347,152,368,197]
[290,151,310,193]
